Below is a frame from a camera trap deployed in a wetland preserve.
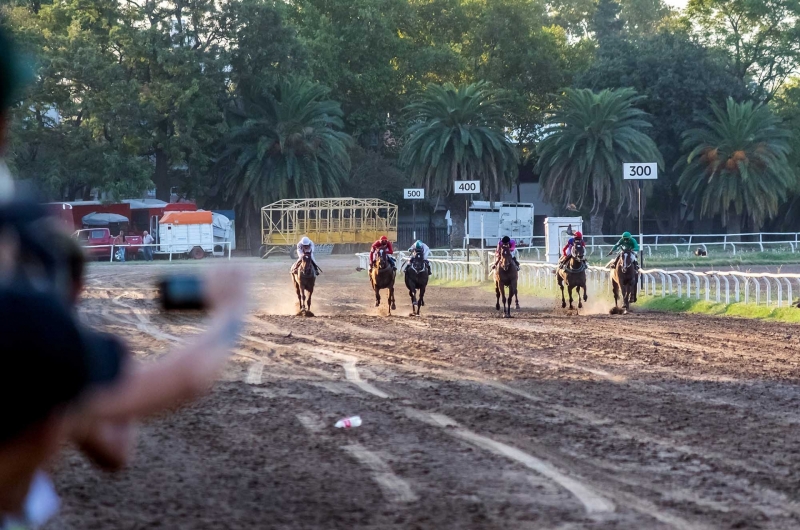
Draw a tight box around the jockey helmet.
[300,236,311,246]
[415,240,423,249]
[574,231,582,239]
[501,235,511,244]
[380,235,388,242]
[622,231,632,239]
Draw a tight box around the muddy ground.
[44,256,800,530]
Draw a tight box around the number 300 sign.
[623,163,658,180]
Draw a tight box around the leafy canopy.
[677,98,795,228]
[400,82,519,200]
[218,79,353,212]
[536,87,663,215]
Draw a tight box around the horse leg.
[375,285,381,308]
[576,285,583,309]
[508,282,517,317]
[501,284,509,318]
[558,276,566,308]
[568,285,575,310]
[583,283,588,302]
[612,280,620,309]
[306,287,313,313]
[294,277,303,311]
[495,282,501,311]
[389,284,396,312]
[417,285,426,315]
[408,286,417,315]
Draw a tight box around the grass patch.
[639,295,800,323]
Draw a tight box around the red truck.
[73,228,142,261]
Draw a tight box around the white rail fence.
[357,252,800,308]
[83,242,232,262]
[471,233,800,257]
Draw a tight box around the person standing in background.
[142,230,154,261]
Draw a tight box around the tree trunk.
[589,211,605,238]
[726,213,742,242]
[449,200,467,248]
[154,147,170,202]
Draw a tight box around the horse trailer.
[466,201,535,247]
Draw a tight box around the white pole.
[480,214,485,251]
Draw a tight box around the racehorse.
[557,242,588,310]
[403,250,428,316]
[292,250,317,316]
[494,243,518,318]
[370,248,396,315]
[611,248,638,313]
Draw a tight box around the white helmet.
[300,236,311,246]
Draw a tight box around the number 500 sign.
[623,163,658,180]
[454,180,481,194]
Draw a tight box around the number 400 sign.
[623,163,658,180]
[454,180,481,194]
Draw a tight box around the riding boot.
[425,260,432,276]
[513,257,520,271]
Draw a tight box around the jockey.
[491,236,520,271]
[406,240,432,275]
[606,231,640,270]
[291,236,321,274]
[558,231,586,269]
[369,236,396,270]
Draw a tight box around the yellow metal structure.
[261,198,398,246]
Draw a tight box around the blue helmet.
[415,240,423,249]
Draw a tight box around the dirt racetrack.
[45,255,800,530]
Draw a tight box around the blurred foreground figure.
[0,26,249,529]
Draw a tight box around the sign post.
[623,163,657,271]
[403,188,425,242]
[454,180,481,262]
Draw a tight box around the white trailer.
[466,201,535,246]
[158,211,215,259]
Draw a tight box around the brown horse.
[292,251,316,316]
[557,242,587,310]
[494,244,518,318]
[611,249,637,313]
[370,248,396,315]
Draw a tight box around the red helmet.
[380,236,388,242]
[574,231,583,239]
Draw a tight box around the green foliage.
[687,0,800,99]
[576,30,750,231]
[678,98,795,229]
[592,0,624,43]
[536,88,663,217]
[400,82,519,201]
[218,79,352,212]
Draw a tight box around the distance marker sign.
[623,163,658,180]
[403,188,425,199]
[454,180,480,194]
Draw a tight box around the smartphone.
[158,275,206,310]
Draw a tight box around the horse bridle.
[409,252,425,273]
[499,245,513,271]
[620,250,632,273]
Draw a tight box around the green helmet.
[415,240,423,249]
[622,231,632,239]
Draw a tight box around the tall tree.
[678,98,795,233]
[576,30,751,231]
[687,0,800,100]
[217,79,352,251]
[400,82,519,244]
[592,0,624,43]
[536,88,663,235]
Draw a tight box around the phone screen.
[159,275,205,310]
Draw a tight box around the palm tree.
[536,87,662,235]
[218,79,352,250]
[677,98,795,234]
[400,82,519,244]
